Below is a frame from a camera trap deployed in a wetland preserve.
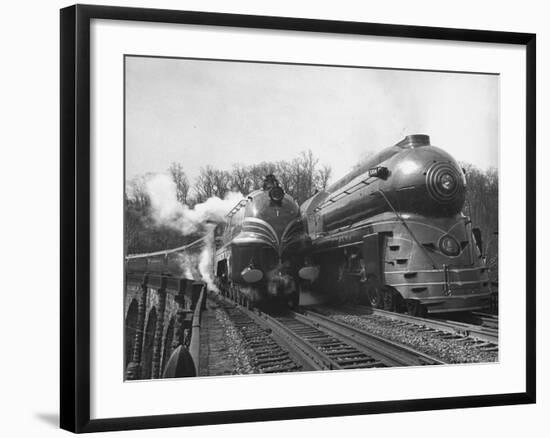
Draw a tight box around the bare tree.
[248,162,278,191]
[230,164,253,195]
[275,160,296,195]
[124,192,142,254]
[194,166,232,202]
[280,150,322,204]
[461,163,499,282]
[228,152,333,204]
[168,162,190,205]
[127,175,150,210]
[194,166,216,202]
[212,169,232,199]
[316,163,332,191]
[299,150,318,202]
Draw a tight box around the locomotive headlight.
[241,267,263,283]
[440,173,456,192]
[269,186,285,202]
[439,235,460,256]
[299,265,320,281]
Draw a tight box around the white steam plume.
[198,225,219,292]
[146,174,243,235]
[174,252,199,280]
[145,174,242,291]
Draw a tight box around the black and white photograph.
[123,55,499,380]
[0,0,544,434]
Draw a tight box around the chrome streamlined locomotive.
[300,135,492,316]
[215,175,310,308]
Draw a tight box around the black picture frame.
[60,4,536,433]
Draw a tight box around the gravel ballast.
[329,312,498,364]
[212,305,256,374]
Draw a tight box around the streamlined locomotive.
[300,135,492,315]
[215,175,310,308]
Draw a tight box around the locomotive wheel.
[382,287,405,312]
[382,288,397,312]
[343,275,361,303]
[367,286,383,309]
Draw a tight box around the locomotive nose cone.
[425,162,462,204]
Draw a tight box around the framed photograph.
[60,4,536,433]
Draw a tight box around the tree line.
[125,150,332,254]
[462,164,499,283]
[167,150,332,206]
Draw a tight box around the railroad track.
[471,312,499,330]
[215,297,315,373]
[324,304,498,346]
[286,310,444,368]
[216,294,443,372]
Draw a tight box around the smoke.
[146,174,242,235]
[145,174,243,291]
[198,225,219,292]
[239,286,260,304]
[174,252,200,280]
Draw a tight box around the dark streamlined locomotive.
[215,175,310,307]
[300,135,492,315]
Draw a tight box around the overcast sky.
[125,56,498,185]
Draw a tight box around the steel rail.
[218,295,443,371]
[257,312,343,370]
[431,318,498,343]
[334,304,498,345]
[299,310,444,366]
[217,296,324,371]
[471,312,499,329]
[222,297,429,370]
